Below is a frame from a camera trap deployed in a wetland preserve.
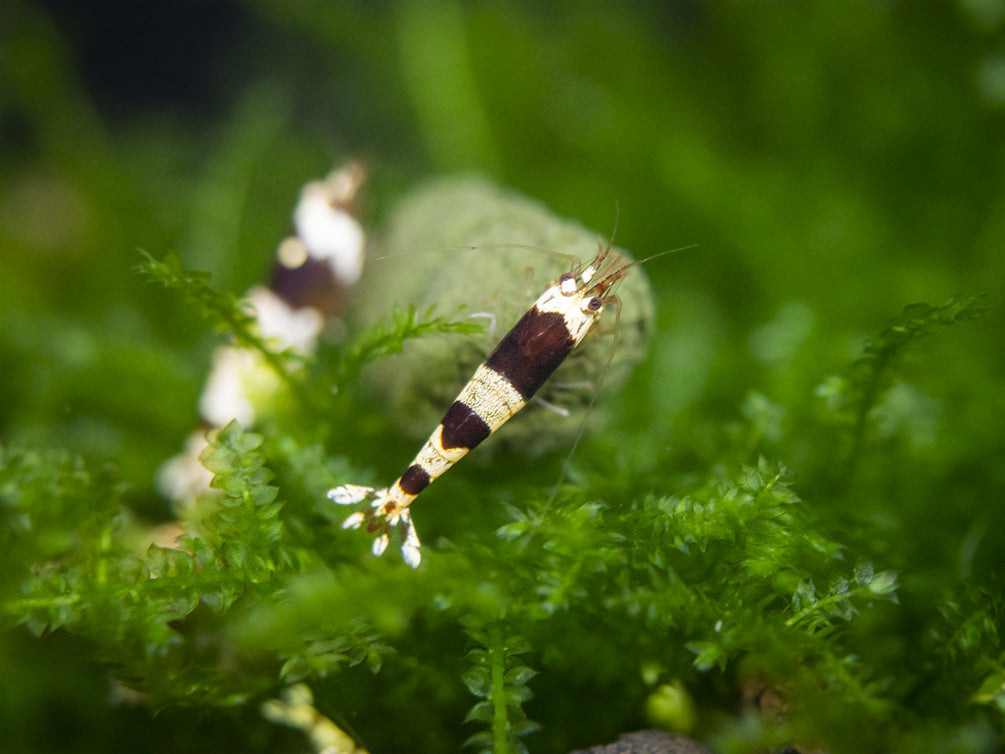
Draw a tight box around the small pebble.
[569,729,712,754]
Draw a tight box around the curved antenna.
[586,242,698,298]
[608,202,620,251]
[620,243,698,270]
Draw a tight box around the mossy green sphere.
[351,177,655,457]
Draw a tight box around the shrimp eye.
[582,297,603,313]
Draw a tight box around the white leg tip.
[372,533,390,558]
[401,543,422,569]
[534,395,570,417]
[331,486,423,567]
[328,484,375,504]
[399,513,422,568]
[342,511,366,530]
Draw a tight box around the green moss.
[351,176,655,456]
[3,2,1004,752]
[3,190,998,754]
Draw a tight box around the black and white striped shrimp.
[329,241,651,567]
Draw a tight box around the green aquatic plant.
[462,628,540,754]
[4,238,995,753]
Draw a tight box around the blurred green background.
[2,0,1004,752]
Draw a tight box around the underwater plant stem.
[489,638,511,754]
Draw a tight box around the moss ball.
[350,176,655,457]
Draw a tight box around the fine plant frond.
[462,626,540,754]
[137,251,260,341]
[333,303,485,385]
[3,425,312,705]
[8,6,1005,752]
[490,458,897,689]
[277,620,392,683]
[784,561,899,634]
[0,445,234,702]
[2,445,132,636]
[816,295,988,474]
[935,584,1002,667]
[184,420,293,602]
[137,251,310,397]
[931,585,1005,719]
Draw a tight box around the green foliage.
[3,422,302,705]
[4,2,1005,752]
[138,252,267,349]
[934,585,1005,720]
[491,457,899,711]
[1,254,496,714]
[0,420,378,705]
[2,249,997,752]
[189,421,291,601]
[463,628,540,754]
[815,296,990,476]
[1,446,128,636]
[333,302,486,385]
[1,444,221,702]
[138,251,312,402]
[785,561,898,633]
[138,250,484,423]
